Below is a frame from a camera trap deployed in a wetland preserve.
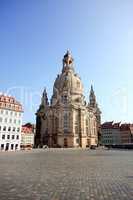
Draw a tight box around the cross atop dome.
[64,49,72,56]
[62,50,74,72]
[63,50,74,65]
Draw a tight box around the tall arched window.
[75,112,79,135]
[86,119,89,136]
[55,117,58,134]
[64,112,69,132]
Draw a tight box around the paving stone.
[0,149,133,200]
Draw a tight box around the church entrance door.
[64,138,68,148]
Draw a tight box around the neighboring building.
[101,122,133,146]
[120,124,133,144]
[23,123,36,134]
[113,122,122,144]
[101,122,121,146]
[35,50,101,148]
[0,94,23,151]
[21,124,34,150]
[101,121,120,145]
[130,124,133,143]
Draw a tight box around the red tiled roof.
[120,123,130,131]
[113,122,121,128]
[101,121,113,129]
[21,126,32,134]
[0,94,23,112]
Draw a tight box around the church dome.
[53,51,84,96]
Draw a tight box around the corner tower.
[89,85,101,145]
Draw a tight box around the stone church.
[35,51,101,148]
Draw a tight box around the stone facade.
[35,51,101,148]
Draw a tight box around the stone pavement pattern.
[0,149,133,200]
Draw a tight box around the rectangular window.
[12,135,15,139]
[75,125,78,135]
[15,144,18,150]
[2,135,5,139]
[76,138,79,144]
[1,144,4,150]
[7,135,10,139]
[3,126,6,131]
[11,144,14,150]
[17,128,20,132]
[8,127,11,131]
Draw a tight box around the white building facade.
[0,95,23,151]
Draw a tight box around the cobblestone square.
[0,149,133,200]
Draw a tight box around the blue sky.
[0,0,133,123]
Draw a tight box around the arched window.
[86,119,89,136]
[64,112,69,132]
[75,112,79,135]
